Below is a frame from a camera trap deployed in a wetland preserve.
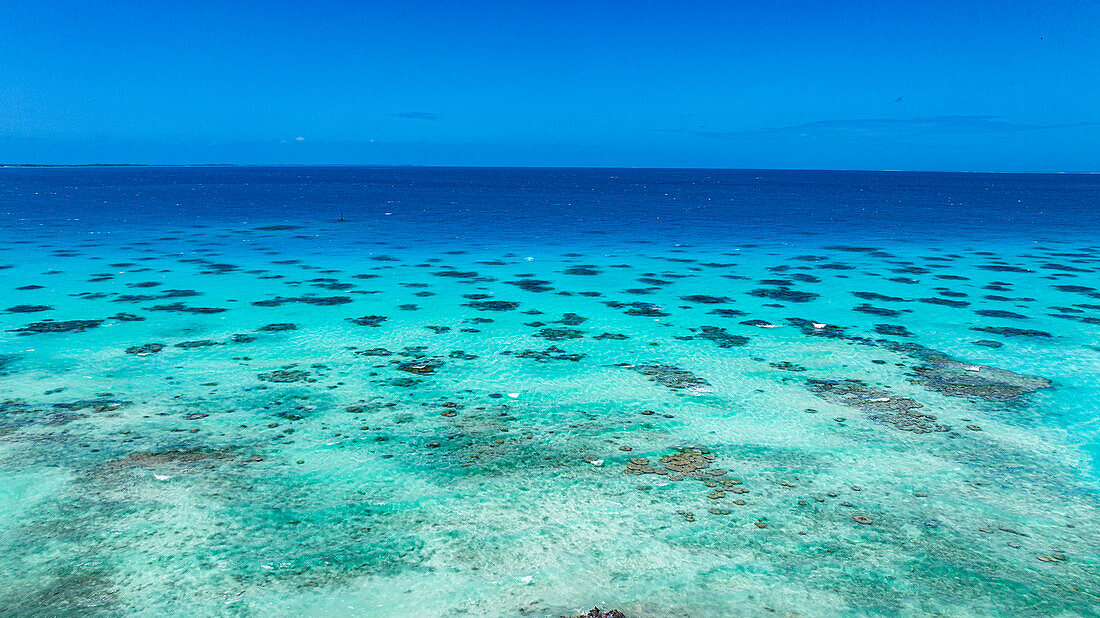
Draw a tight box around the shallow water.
[1,167,1098,616]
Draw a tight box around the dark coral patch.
[397,359,444,375]
[562,266,601,275]
[465,300,520,311]
[610,302,670,317]
[919,297,969,308]
[12,320,103,335]
[354,347,393,357]
[747,287,819,303]
[505,278,553,293]
[125,343,165,355]
[681,295,734,304]
[970,326,1052,338]
[972,340,1004,348]
[535,328,584,341]
[109,312,145,322]
[4,305,52,313]
[258,369,311,382]
[808,379,949,434]
[854,304,905,317]
[555,313,587,326]
[853,291,908,302]
[709,308,749,318]
[348,315,388,327]
[258,323,298,332]
[879,341,1052,401]
[175,340,222,349]
[873,324,913,337]
[624,364,710,390]
[506,347,585,362]
[975,310,1029,320]
[695,326,749,348]
[252,296,353,307]
[145,303,228,314]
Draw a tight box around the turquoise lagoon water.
[0,167,1099,616]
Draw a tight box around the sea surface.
[1,167,1098,616]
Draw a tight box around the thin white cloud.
[667,116,1098,141]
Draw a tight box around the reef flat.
[1,167,1098,616]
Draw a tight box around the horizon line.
[1,163,1097,175]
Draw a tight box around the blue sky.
[2,1,1097,170]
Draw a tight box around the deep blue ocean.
[1,167,1098,616]
[5,166,1100,244]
